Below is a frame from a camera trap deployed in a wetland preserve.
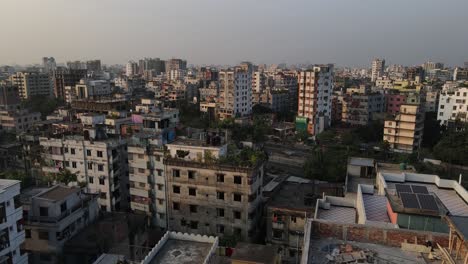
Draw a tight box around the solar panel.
[396,184,412,195]
[400,192,420,209]
[417,194,439,211]
[411,185,429,194]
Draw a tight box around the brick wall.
[311,220,449,247]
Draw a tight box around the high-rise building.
[125,61,138,77]
[252,71,267,93]
[406,66,424,82]
[297,64,334,135]
[9,72,54,99]
[0,179,28,264]
[138,58,165,75]
[371,58,385,82]
[217,67,253,119]
[86,60,102,72]
[422,61,444,72]
[52,67,87,99]
[437,87,468,126]
[383,104,424,153]
[0,81,20,111]
[165,59,187,73]
[67,61,87,70]
[42,57,57,73]
[273,71,298,113]
[341,90,384,126]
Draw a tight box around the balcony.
[26,196,94,225]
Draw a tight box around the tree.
[0,170,33,189]
[433,129,468,166]
[56,169,77,185]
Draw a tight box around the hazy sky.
[1,0,467,67]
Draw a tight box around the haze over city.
[1,0,468,66]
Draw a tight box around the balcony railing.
[26,196,95,224]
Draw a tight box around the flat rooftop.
[363,194,390,222]
[349,157,374,167]
[268,181,316,211]
[386,182,468,217]
[317,205,356,224]
[231,242,278,264]
[149,239,212,264]
[167,138,225,148]
[37,185,80,201]
[0,179,20,191]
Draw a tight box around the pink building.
[385,94,407,115]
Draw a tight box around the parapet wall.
[311,219,449,248]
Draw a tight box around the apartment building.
[164,136,265,242]
[385,93,407,115]
[383,104,424,153]
[22,185,99,264]
[0,82,20,111]
[69,79,112,102]
[273,71,298,112]
[252,88,289,113]
[39,122,128,212]
[52,67,87,99]
[218,67,253,120]
[371,58,385,82]
[297,65,333,135]
[453,67,468,81]
[422,88,439,113]
[126,61,138,77]
[164,59,187,73]
[437,87,468,125]
[252,71,267,93]
[42,57,57,73]
[127,134,167,229]
[0,179,28,264]
[0,109,41,133]
[9,72,53,99]
[341,91,384,126]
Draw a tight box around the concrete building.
[218,67,253,119]
[140,231,218,264]
[297,65,333,135]
[164,137,265,242]
[22,185,99,264]
[341,91,384,126]
[67,61,87,70]
[168,69,186,81]
[9,72,53,99]
[42,57,56,73]
[126,61,139,77]
[0,179,28,264]
[273,71,298,113]
[66,79,112,103]
[0,109,41,133]
[52,67,87,99]
[406,66,424,82]
[231,243,280,264]
[138,58,165,75]
[422,61,444,72]
[164,59,187,74]
[39,124,128,212]
[385,93,407,115]
[453,67,468,81]
[421,87,439,113]
[264,181,315,263]
[252,88,289,113]
[252,71,267,93]
[383,104,424,153]
[371,58,385,82]
[437,87,468,126]
[128,133,167,229]
[86,60,102,73]
[0,81,20,111]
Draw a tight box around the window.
[234,175,242,184]
[272,229,283,239]
[173,186,180,194]
[157,184,163,191]
[60,202,67,213]
[216,173,224,182]
[87,163,93,170]
[97,151,103,157]
[100,192,107,199]
[38,231,49,240]
[190,221,198,229]
[86,150,91,156]
[217,208,225,217]
[291,216,297,223]
[25,229,31,238]
[217,224,225,234]
[64,161,70,167]
[64,147,69,153]
[158,199,164,205]
[71,148,75,154]
[217,191,225,200]
[99,178,105,185]
[89,177,94,184]
[453,106,457,110]
[234,228,242,236]
[173,202,180,210]
[189,188,196,196]
[233,193,242,202]
[39,207,48,216]
[188,170,196,179]
[138,154,144,159]
[173,169,180,177]
[72,162,77,168]
[98,164,104,171]
[189,204,198,213]
[138,168,145,173]
[440,105,444,109]
[234,211,241,219]
[157,169,163,176]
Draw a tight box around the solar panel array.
[395,184,438,212]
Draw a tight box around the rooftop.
[363,194,390,223]
[267,181,316,212]
[317,205,356,224]
[37,185,81,201]
[231,242,278,264]
[349,157,375,167]
[0,179,20,191]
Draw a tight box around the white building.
[39,130,128,212]
[126,61,138,77]
[168,69,186,81]
[22,185,99,264]
[371,58,385,82]
[437,87,468,125]
[66,79,112,103]
[0,179,28,264]
[218,67,252,119]
[297,64,334,135]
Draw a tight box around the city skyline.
[1,0,467,67]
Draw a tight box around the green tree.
[56,169,77,185]
[0,170,33,189]
[433,129,468,166]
